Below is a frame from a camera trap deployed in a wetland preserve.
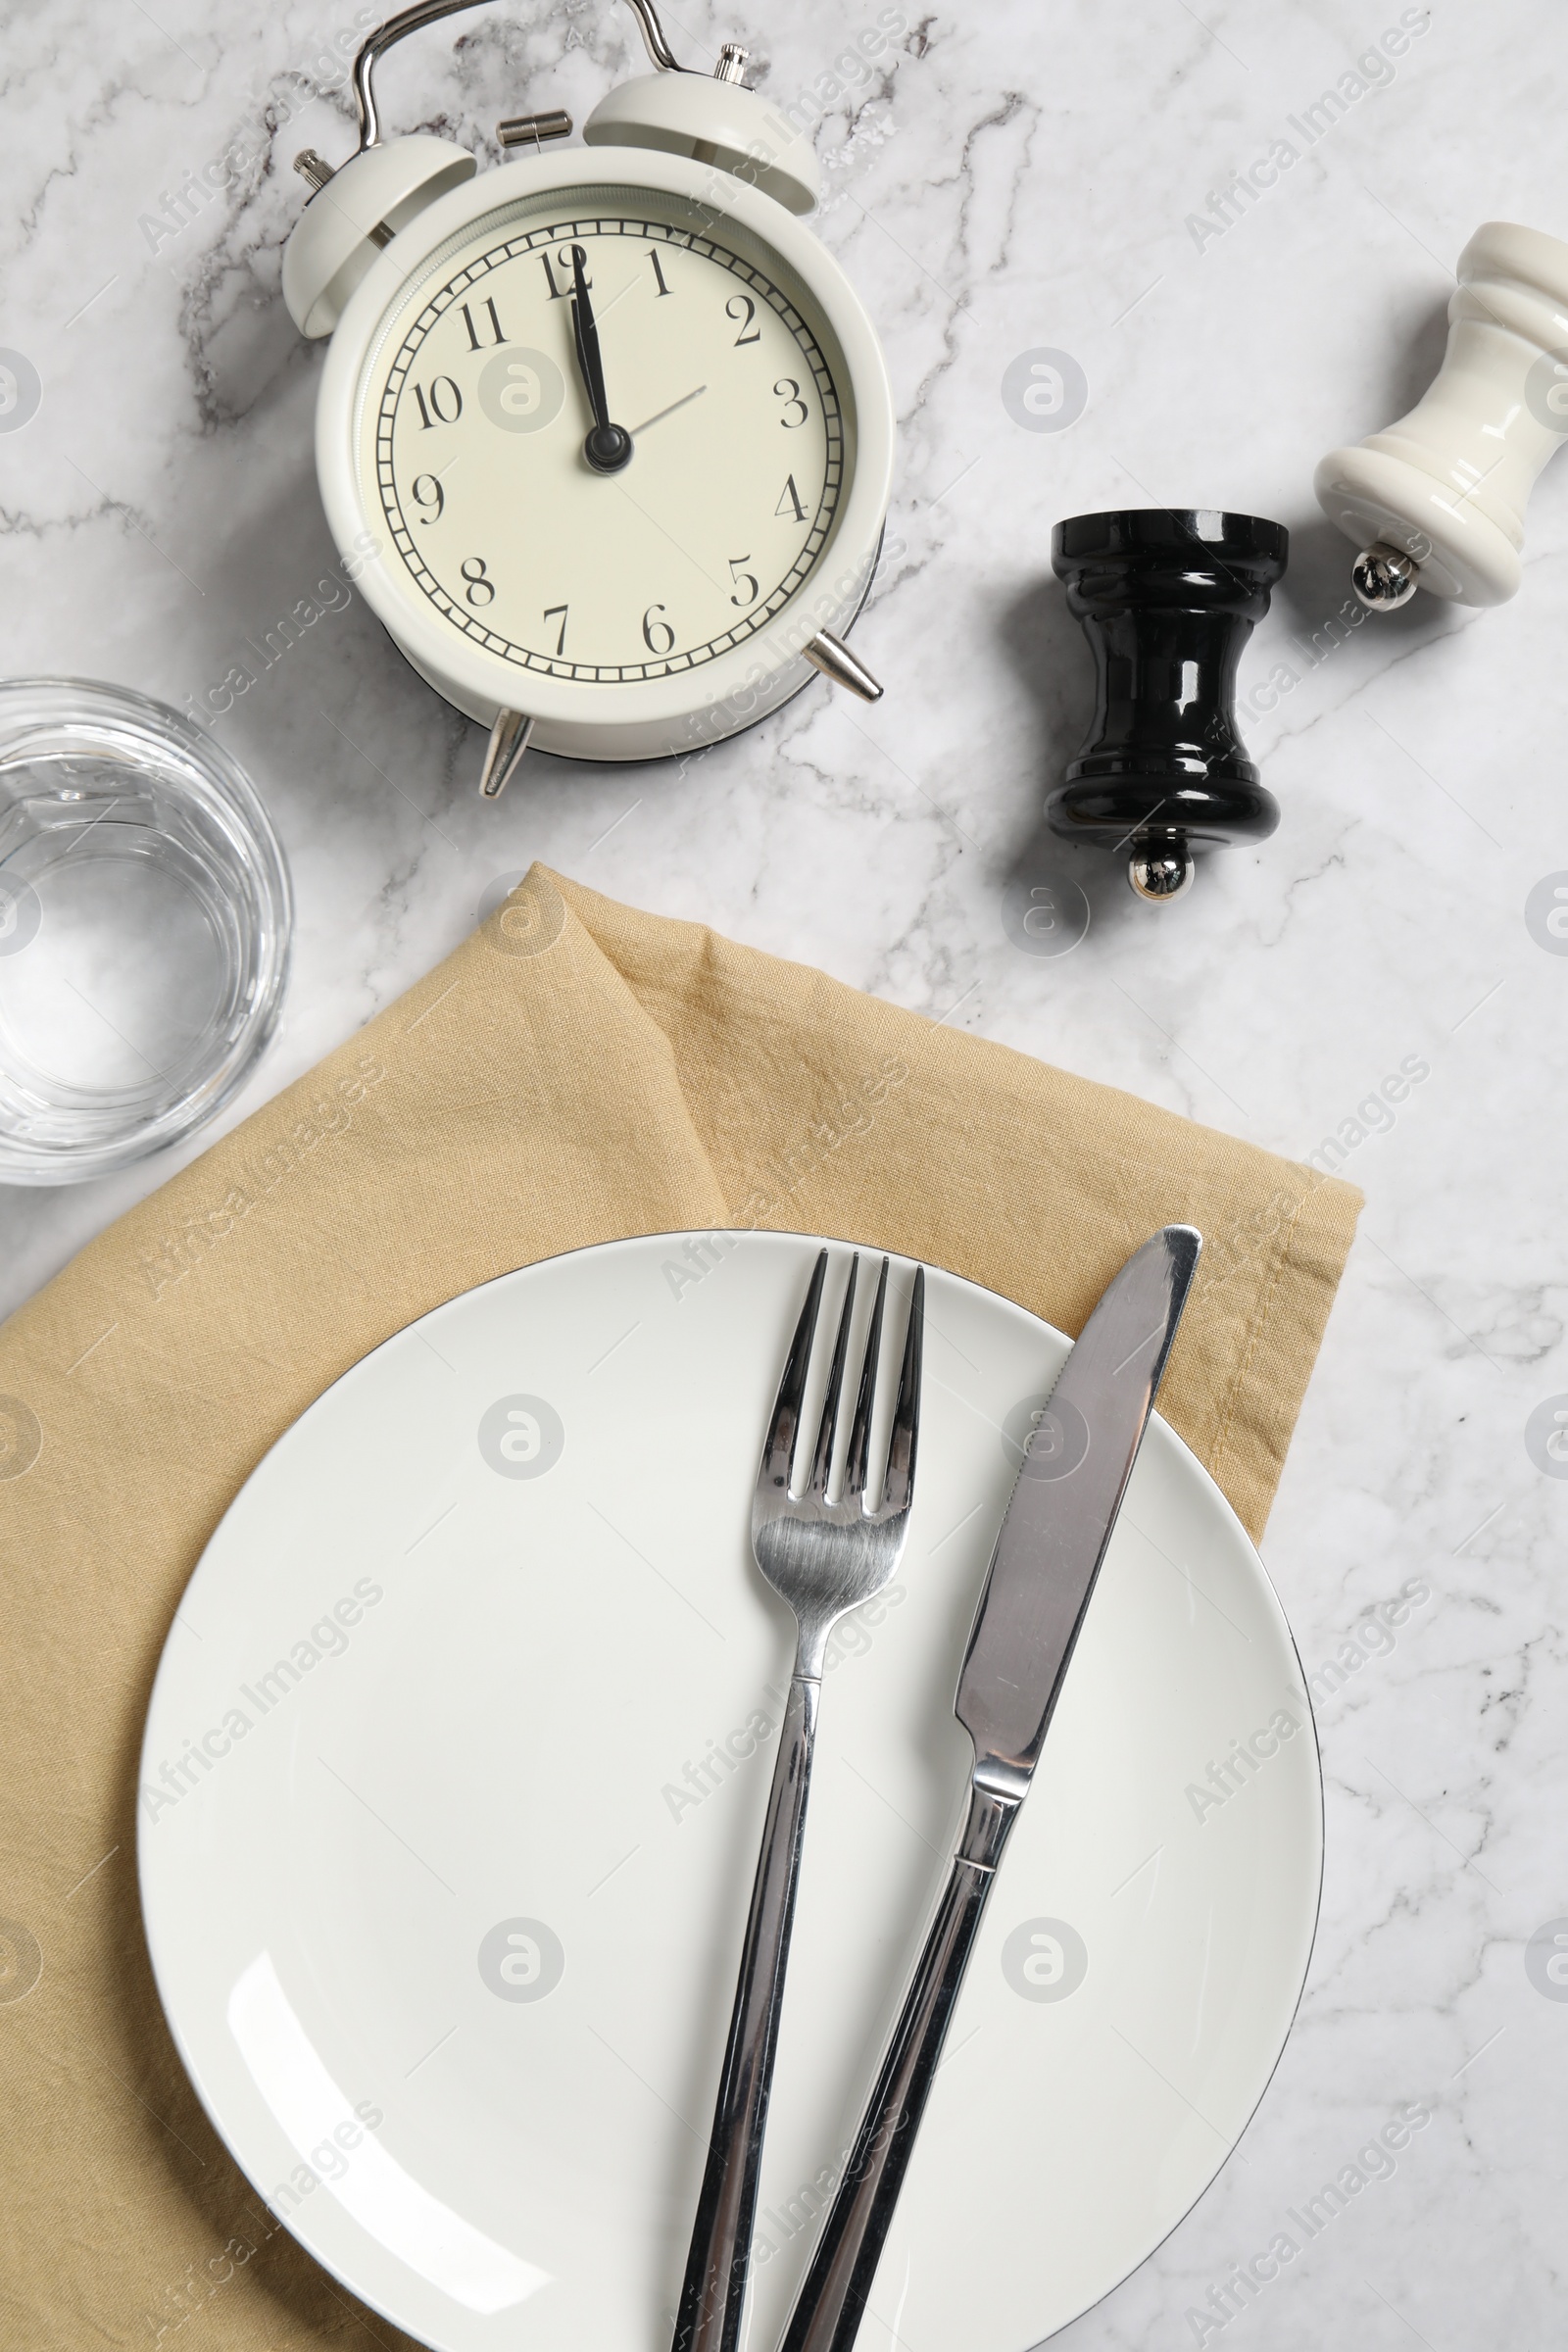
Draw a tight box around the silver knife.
[776,1224,1201,2352]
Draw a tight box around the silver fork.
[671,1249,924,2352]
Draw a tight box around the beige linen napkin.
[0,866,1359,2350]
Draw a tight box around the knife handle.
[778,1783,1019,2352]
[671,1671,821,2352]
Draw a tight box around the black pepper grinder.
[1049,509,1289,902]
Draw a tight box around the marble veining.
[3,0,1567,2343]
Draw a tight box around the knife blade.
[956,1219,1202,1801]
[776,1224,1200,2352]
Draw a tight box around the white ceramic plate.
[139,1231,1322,2352]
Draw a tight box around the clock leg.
[803,630,883,704]
[479,710,535,800]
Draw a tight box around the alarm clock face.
[322,157,893,760]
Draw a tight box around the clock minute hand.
[569,243,633,474]
[568,248,609,426]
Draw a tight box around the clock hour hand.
[569,243,633,474]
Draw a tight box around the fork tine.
[877,1265,924,1518]
[759,1250,828,1497]
[843,1256,890,1503]
[806,1254,858,1499]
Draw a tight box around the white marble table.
[4,0,1564,2343]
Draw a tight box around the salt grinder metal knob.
[1049,509,1289,903]
[1316,220,1568,612]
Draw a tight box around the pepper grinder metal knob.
[1316,220,1568,612]
[1049,509,1289,903]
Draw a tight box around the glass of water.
[0,679,291,1185]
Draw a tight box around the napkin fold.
[0,866,1359,2349]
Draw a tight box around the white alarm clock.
[283,0,896,796]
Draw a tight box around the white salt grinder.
[1315,220,1568,611]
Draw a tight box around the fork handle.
[671,1669,821,2352]
[777,1782,1019,2352]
